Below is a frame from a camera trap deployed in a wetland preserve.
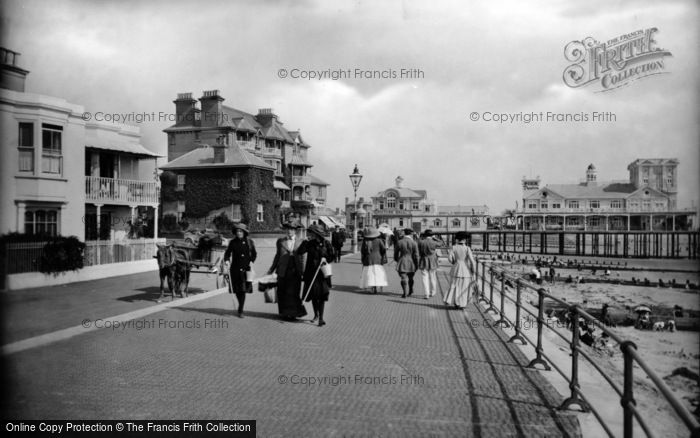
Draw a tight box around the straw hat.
[364,226,380,239]
[232,222,249,234]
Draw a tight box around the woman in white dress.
[359,227,388,294]
[444,231,475,309]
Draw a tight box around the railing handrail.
[85,175,158,186]
[476,257,700,437]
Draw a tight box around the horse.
[156,244,191,300]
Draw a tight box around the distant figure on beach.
[549,266,556,284]
[685,279,690,289]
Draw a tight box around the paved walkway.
[2,252,580,437]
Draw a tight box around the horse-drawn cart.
[155,241,229,300]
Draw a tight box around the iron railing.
[472,257,700,438]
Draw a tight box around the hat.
[282,220,303,229]
[423,229,434,237]
[455,231,469,241]
[307,224,327,239]
[364,226,380,239]
[232,222,249,234]
[403,228,414,235]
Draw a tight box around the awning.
[318,216,335,229]
[273,180,291,190]
[85,137,162,158]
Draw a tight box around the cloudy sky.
[2,0,698,213]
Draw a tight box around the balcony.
[86,176,159,205]
[263,147,281,157]
[291,175,311,185]
[236,140,258,152]
[280,200,290,209]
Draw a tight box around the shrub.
[39,236,86,275]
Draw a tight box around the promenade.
[1,249,581,437]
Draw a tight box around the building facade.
[162,91,328,227]
[0,47,160,241]
[351,176,489,234]
[517,160,696,231]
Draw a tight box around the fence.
[473,257,700,438]
[3,238,166,275]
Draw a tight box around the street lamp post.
[349,164,363,254]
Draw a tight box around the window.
[611,200,621,209]
[25,209,58,236]
[588,217,600,227]
[590,200,600,209]
[169,134,175,146]
[41,124,62,174]
[399,200,405,210]
[194,131,200,140]
[387,194,396,209]
[176,174,185,191]
[541,202,548,210]
[528,202,537,209]
[642,200,651,211]
[569,201,579,209]
[655,202,665,210]
[398,219,404,227]
[256,203,264,222]
[552,203,561,209]
[18,122,34,172]
[231,204,242,221]
[412,201,420,210]
[231,172,240,189]
[452,219,461,227]
[433,219,441,227]
[177,200,185,212]
[378,201,384,210]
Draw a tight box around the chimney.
[174,92,197,125]
[395,176,404,188]
[256,108,278,125]
[1,48,30,92]
[200,90,224,128]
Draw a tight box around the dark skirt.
[229,270,252,294]
[277,276,307,318]
[304,276,330,302]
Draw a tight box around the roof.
[160,144,274,170]
[85,137,162,158]
[273,180,291,190]
[376,187,427,199]
[439,205,489,214]
[526,182,638,200]
[288,153,313,167]
[308,174,329,186]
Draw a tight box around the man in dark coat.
[268,220,308,320]
[394,228,419,298]
[223,222,256,318]
[331,226,345,263]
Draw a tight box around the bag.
[320,261,332,278]
[263,287,277,303]
[246,266,255,282]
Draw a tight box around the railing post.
[478,260,488,304]
[527,288,551,370]
[560,305,588,411]
[620,340,637,438]
[495,272,509,327]
[485,267,498,314]
[508,280,526,344]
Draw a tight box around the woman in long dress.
[444,231,475,309]
[359,226,388,294]
[298,224,334,326]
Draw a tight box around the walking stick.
[301,258,327,302]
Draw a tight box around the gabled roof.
[308,174,329,186]
[288,131,310,147]
[231,117,258,132]
[261,121,294,142]
[160,143,274,170]
[532,182,638,200]
[376,187,427,199]
[626,186,669,199]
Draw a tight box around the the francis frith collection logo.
[563,28,672,91]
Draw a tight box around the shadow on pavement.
[118,287,207,303]
[174,306,298,323]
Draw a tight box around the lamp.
[349,164,363,253]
